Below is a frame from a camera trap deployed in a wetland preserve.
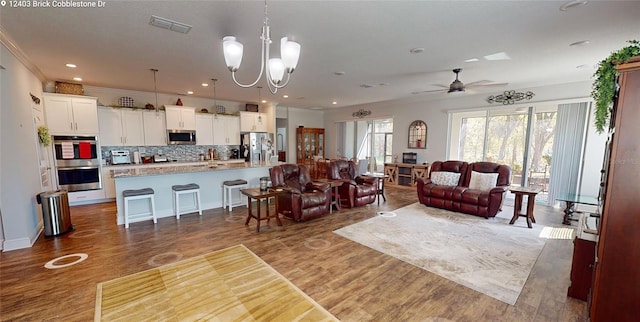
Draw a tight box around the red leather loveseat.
[416,161,511,218]
[269,164,331,222]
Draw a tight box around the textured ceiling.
[2,0,639,109]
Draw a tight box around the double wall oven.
[53,135,102,192]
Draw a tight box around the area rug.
[95,244,338,321]
[334,203,547,305]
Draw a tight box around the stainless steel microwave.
[167,130,196,145]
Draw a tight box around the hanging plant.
[591,40,640,133]
[37,126,51,146]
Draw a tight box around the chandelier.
[222,0,301,94]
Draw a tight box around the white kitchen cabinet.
[195,114,214,145]
[68,189,106,204]
[102,167,116,199]
[240,111,268,132]
[98,108,145,146]
[213,115,240,145]
[142,110,167,146]
[165,105,196,130]
[44,93,99,134]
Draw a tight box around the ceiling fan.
[412,68,508,95]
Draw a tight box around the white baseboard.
[2,224,42,252]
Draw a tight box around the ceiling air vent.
[149,15,192,34]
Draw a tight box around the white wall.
[84,85,246,114]
[1,43,45,251]
[280,107,324,163]
[324,81,594,167]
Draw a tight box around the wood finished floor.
[0,185,587,321]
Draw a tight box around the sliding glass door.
[450,105,557,202]
[337,118,393,173]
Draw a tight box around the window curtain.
[547,102,589,206]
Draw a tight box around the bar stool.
[172,183,202,219]
[223,179,248,211]
[123,188,156,228]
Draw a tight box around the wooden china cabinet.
[589,57,640,322]
[296,127,325,178]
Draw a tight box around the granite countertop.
[104,159,246,169]
[111,161,279,178]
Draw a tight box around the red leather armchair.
[417,161,511,218]
[327,159,378,208]
[269,164,331,222]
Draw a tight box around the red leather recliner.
[327,159,378,208]
[417,161,511,218]
[269,164,331,222]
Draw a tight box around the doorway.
[337,118,393,173]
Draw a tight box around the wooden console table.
[383,163,429,186]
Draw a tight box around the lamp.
[222,0,301,94]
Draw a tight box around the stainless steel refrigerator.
[240,132,275,164]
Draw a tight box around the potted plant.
[592,40,639,133]
[37,126,51,146]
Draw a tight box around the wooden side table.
[241,188,283,232]
[313,179,342,213]
[362,173,389,205]
[509,186,542,228]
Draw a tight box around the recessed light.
[187,91,194,94]
[409,47,425,54]
[332,101,337,105]
[569,40,590,47]
[283,95,289,98]
[464,58,479,63]
[66,63,77,68]
[72,77,82,81]
[334,71,346,76]
[201,83,209,87]
[560,0,588,11]
[261,100,267,103]
[484,52,511,61]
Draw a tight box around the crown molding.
[0,26,47,82]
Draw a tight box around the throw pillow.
[430,171,461,186]
[468,171,499,191]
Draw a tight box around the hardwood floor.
[0,185,587,321]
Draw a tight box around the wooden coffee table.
[509,186,542,228]
[241,188,283,232]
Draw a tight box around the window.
[449,105,558,203]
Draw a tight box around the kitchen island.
[111,161,276,226]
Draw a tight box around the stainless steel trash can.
[37,190,73,237]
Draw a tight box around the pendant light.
[212,78,218,118]
[150,68,159,113]
[222,0,301,94]
[257,86,263,122]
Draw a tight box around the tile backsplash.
[102,145,240,164]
